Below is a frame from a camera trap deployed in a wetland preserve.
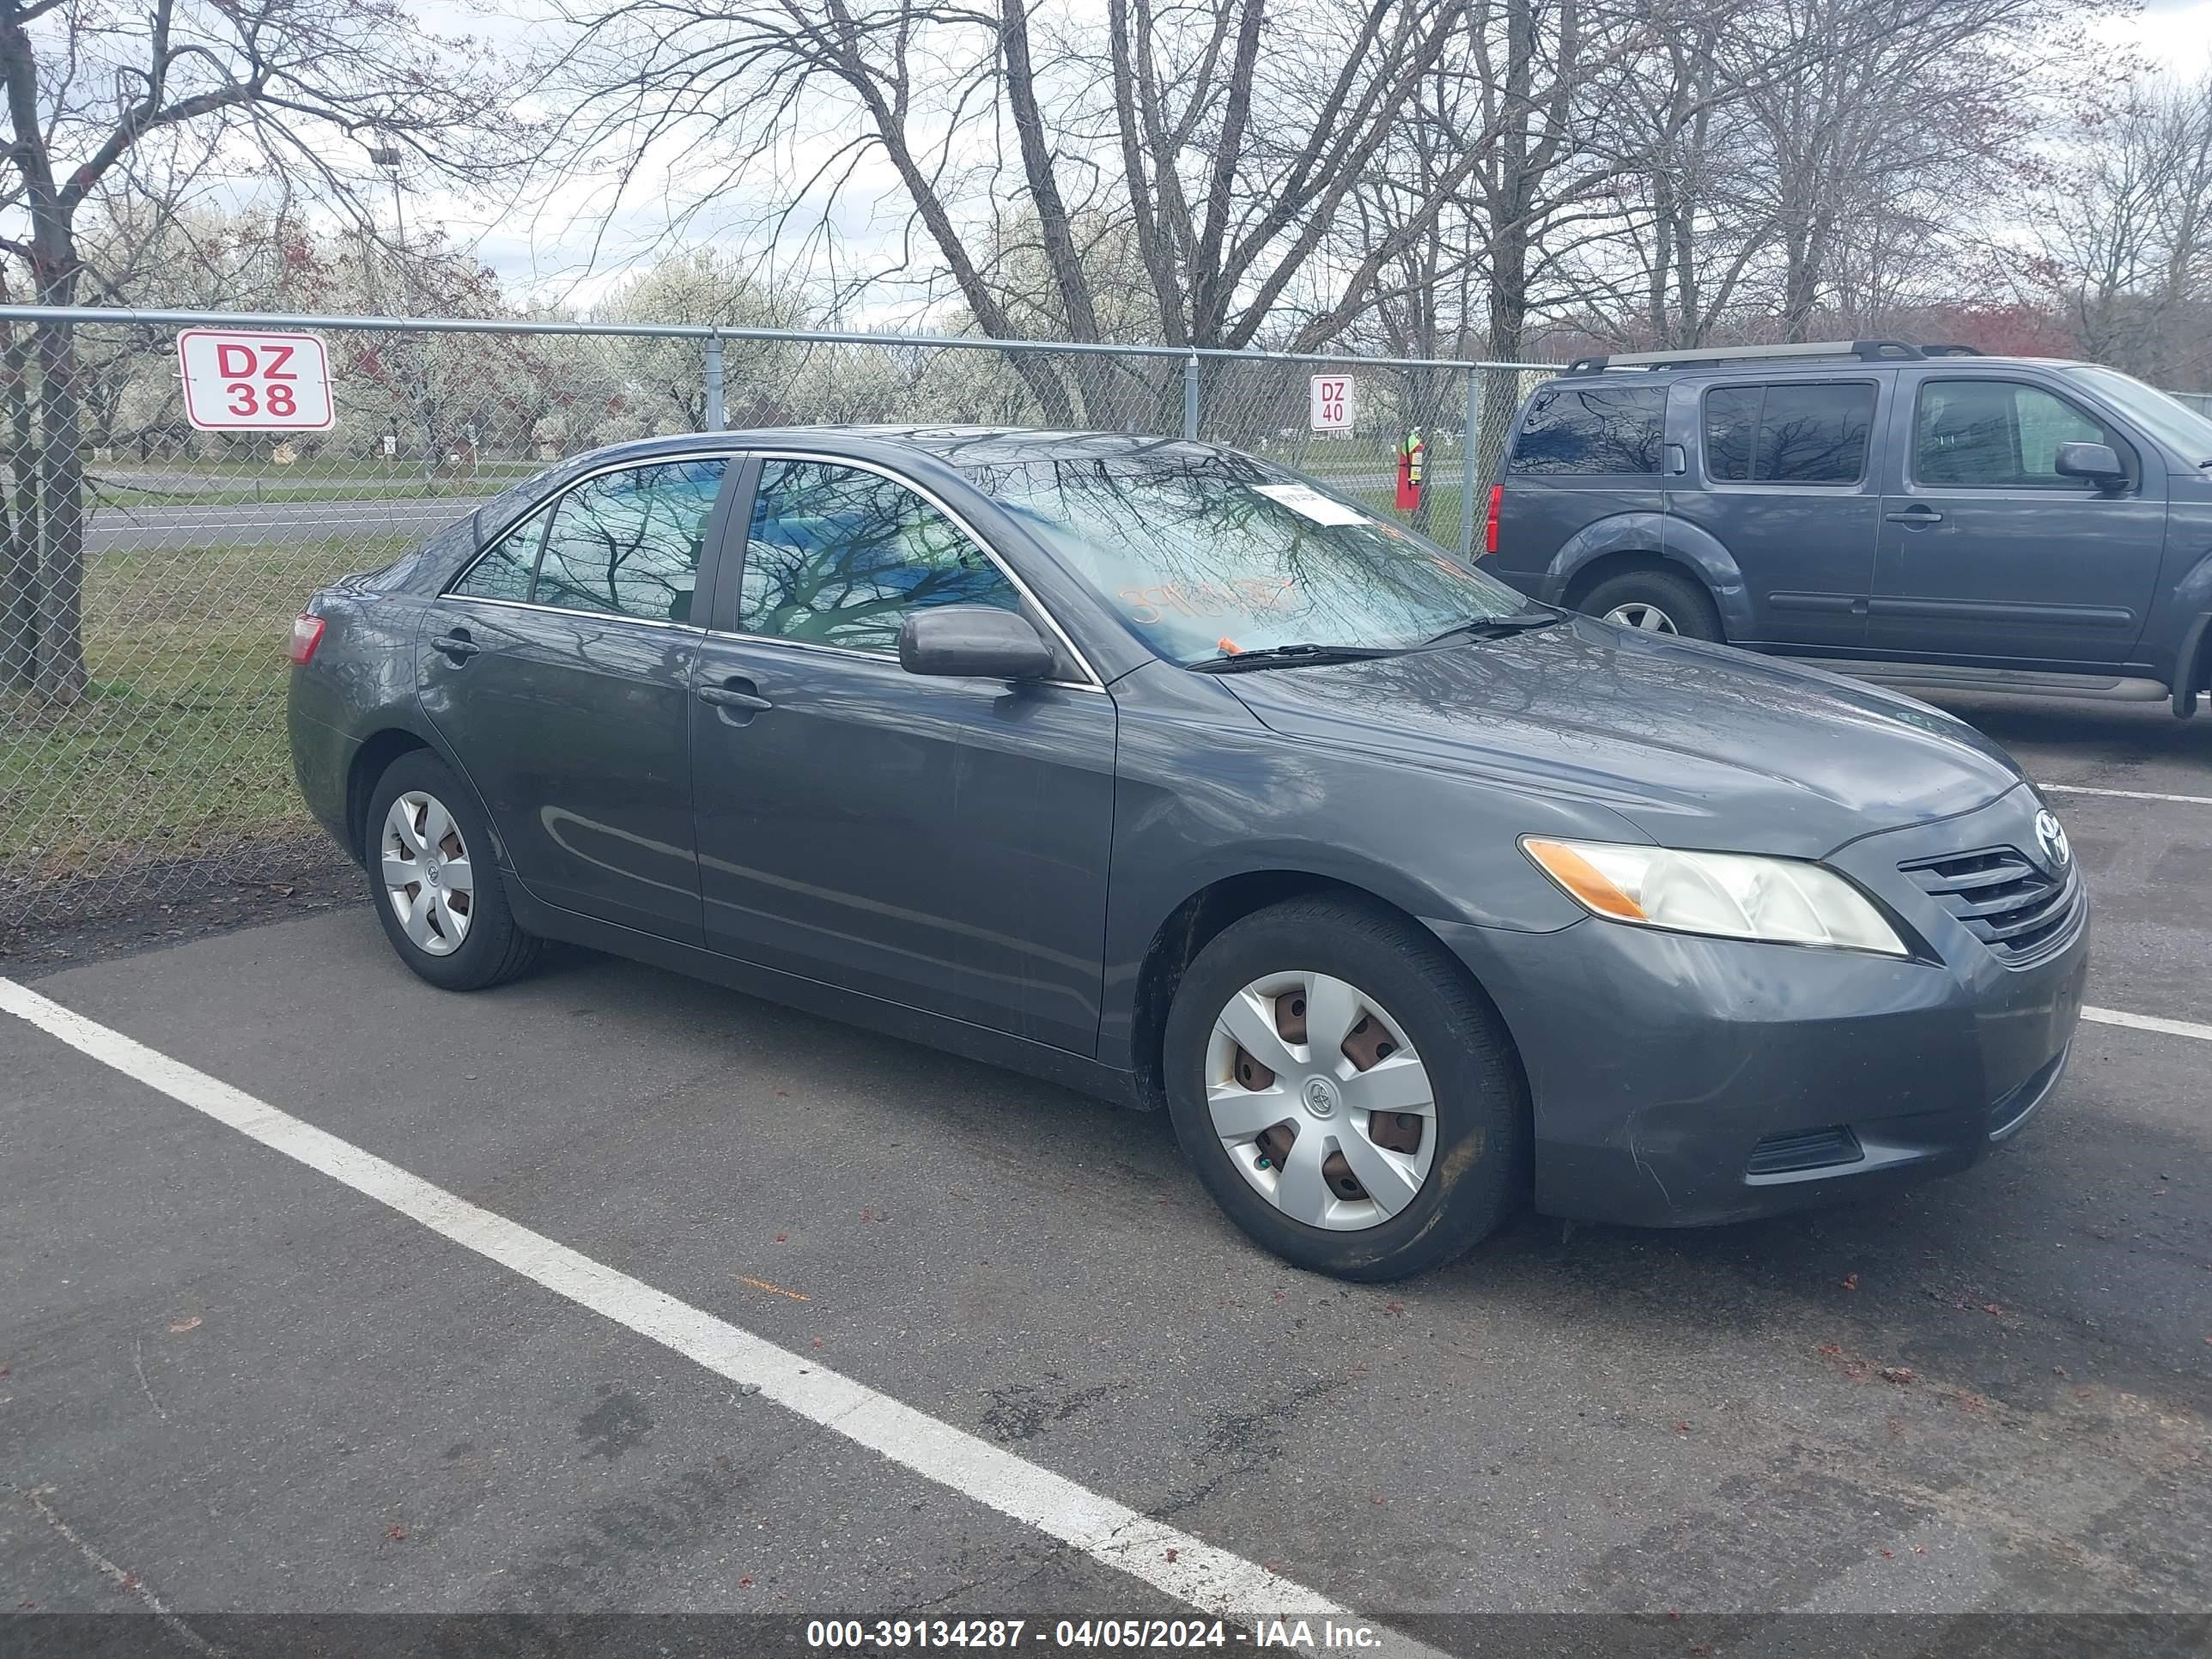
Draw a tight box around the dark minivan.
[1485,340,2212,717]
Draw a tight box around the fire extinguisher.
[1395,427,1426,512]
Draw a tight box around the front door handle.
[1884,505,1944,526]
[432,629,480,661]
[698,677,773,721]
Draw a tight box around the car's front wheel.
[366,750,543,991]
[1161,896,1528,1280]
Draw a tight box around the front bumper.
[1431,788,2089,1226]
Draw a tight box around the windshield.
[2063,366,2212,465]
[964,449,1534,664]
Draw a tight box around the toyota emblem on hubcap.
[1303,1077,1339,1117]
[422,857,442,884]
[2034,810,2070,872]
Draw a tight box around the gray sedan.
[287,428,2088,1279]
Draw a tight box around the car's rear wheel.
[1578,568,1723,642]
[1161,896,1528,1280]
[366,750,543,991]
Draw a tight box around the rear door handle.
[1884,505,1944,526]
[432,629,480,661]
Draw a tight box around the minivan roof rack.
[1564,340,1983,373]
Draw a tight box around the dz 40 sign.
[1309,374,1355,432]
[177,329,335,430]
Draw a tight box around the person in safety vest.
[1395,427,1426,511]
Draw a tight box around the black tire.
[1577,567,1723,642]
[364,750,544,991]
[1161,896,1528,1281]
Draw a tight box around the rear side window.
[532,459,727,622]
[453,505,549,602]
[1508,386,1666,476]
[1703,382,1875,483]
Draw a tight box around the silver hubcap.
[380,790,474,957]
[1205,972,1437,1232]
[1604,601,1679,633]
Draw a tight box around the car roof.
[1547,352,2088,386]
[560,425,1224,471]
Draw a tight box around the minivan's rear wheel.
[1162,896,1528,1280]
[366,750,543,991]
[1578,568,1723,642]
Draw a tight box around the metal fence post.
[1459,366,1482,562]
[704,332,726,430]
[1182,352,1200,441]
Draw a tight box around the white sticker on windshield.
[1251,483,1370,526]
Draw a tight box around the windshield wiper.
[1188,642,1406,674]
[1421,609,1565,647]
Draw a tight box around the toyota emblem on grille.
[2034,810,2070,872]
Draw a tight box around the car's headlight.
[1521,837,1909,956]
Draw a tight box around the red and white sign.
[1309,374,1355,432]
[177,329,334,431]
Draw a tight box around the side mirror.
[899,605,1055,681]
[2054,441,2127,489]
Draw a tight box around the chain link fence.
[0,306,1551,943]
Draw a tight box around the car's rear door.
[419,454,735,944]
[1869,371,2166,665]
[689,453,1117,1055]
[1668,375,1882,648]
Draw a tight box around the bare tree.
[2022,72,2212,386]
[0,0,528,702]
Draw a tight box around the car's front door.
[419,455,733,943]
[1671,376,1882,648]
[690,454,1117,1055]
[1869,373,2166,665]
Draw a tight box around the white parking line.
[2081,1005,2212,1042]
[0,977,1441,1658]
[2039,782,2212,807]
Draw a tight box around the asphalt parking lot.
[3,692,2208,1656]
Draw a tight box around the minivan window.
[1913,380,2131,489]
[1703,382,1875,483]
[532,459,726,623]
[1508,386,1666,476]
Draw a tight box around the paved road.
[85,496,483,554]
[1,694,2207,1649]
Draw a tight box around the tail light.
[1484,483,1503,555]
[289,612,326,665]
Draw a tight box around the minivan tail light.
[289,613,326,665]
[1485,484,1503,554]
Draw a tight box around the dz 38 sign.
[177,329,335,431]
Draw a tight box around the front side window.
[1507,385,1667,476]
[1704,382,1875,483]
[526,459,726,622]
[1913,380,2130,489]
[970,450,1532,665]
[738,460,1022,654]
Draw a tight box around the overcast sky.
[430,3,2212,311]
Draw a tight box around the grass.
[2,534,415,884]
[89,456,539,509]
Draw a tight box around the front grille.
[1900,844,2083,966]
[1745,1126,1865,1177]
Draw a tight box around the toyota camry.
[288,428,2088,1279]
